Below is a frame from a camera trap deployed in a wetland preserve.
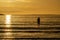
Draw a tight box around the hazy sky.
[0,0,60,14]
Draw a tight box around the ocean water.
[0,14,60,40]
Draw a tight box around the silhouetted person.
[37,17,40,26]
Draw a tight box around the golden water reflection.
[5,15,11,28]
[0,14,60,39]
[4,15,13,39]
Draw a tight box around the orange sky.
[0,0,60,15]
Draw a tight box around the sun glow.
[0,0,14,2]
[15,0,31,2]
[4,32,13,38]
[5,15,11,28]
[5,32,12,35]
[0,0,31,2]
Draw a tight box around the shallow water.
[0,14,60,40]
